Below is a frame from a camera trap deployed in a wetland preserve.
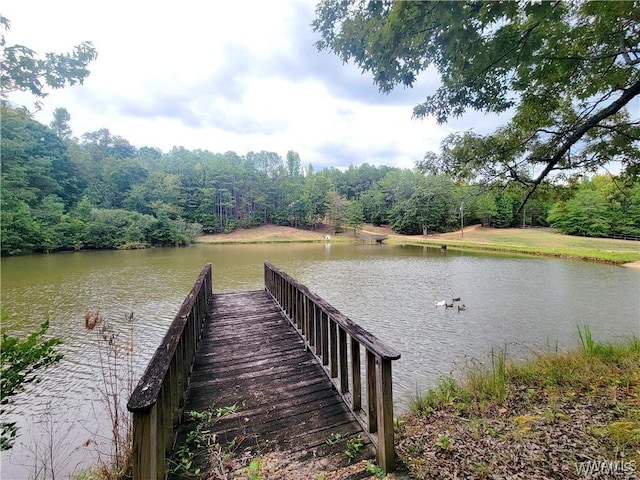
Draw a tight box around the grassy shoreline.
[397,328,640,478]
[196,224,640,266]
[393,236,640,265]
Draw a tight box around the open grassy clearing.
[368,225,640,265]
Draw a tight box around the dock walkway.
[171,290,374,478]
[128,263,400,480]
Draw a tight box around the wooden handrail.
[127,263,212,480]
[263,261,401,472]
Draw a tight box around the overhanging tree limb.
[314,0,640,209]
[518,79,640,214]
[0,15,97,111]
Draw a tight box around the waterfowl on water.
[457,304,466,312]
[445,303,454,308]
[452,297,461,302]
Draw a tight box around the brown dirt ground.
[197,224,332,243]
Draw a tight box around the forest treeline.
[2,105,639,256]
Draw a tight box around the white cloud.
[2,0,506,170]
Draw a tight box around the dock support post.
[131,404,161,480]
[375,357,395,472]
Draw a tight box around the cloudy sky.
[3,0,505,170]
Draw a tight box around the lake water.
[1,243,638,478]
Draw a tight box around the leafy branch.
[0,315,62,450]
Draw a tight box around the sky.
[3,0,507,170]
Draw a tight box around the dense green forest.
[2,104,639,256]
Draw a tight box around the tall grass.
[577,324,595,354]
[82,310,135,479]
[409,376,470,414]
[409,327,640,416]
[465,348,508,403]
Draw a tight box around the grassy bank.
[197,224,640,265]
[379,225,640,265]
[397,327,640,478]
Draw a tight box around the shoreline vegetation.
[196,223,640,267]
[395,326,640,479]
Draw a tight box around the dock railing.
[127,263,212,480]
[264,261,401,472]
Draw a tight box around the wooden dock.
[128,263,400,480]
[173,290,374,478]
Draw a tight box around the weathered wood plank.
[185,374,330,413]
[264,262,401,474]
[128,264,212,480]
[172,290,374,477]
[264,262,400,361]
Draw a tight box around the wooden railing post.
[303,293,311,348]
[263,261,400,473]
[339,326,348,393]
[321,311,329,366]
[307,295,315,348]
[375,357,395,472]
[367,350,378,434]
[130,406,158,480]
[314,303,322,354]
[351,338,361,411]
[329,319,338,378]
[296,288,302,331]
[128,264,212,480]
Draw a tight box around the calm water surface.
[1,243,638,478]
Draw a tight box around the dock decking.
[128,263,400,480]
[171,290,375,478]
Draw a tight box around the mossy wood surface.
[173,290,375,474]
